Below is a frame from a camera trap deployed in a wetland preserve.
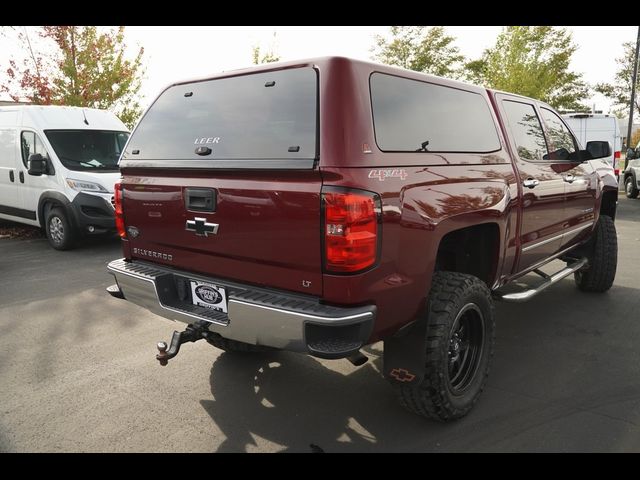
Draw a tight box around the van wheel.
[574,215,617,292]
[206,334,275,354]
[45,207,76,250]
[625,176,639,199]
[394,272,495,421]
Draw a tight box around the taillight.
[323,188,380,273]
[114,182,126,239]
[614,151,621,175]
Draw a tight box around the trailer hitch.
[156,321,211,366]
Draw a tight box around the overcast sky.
[2,26,638,113]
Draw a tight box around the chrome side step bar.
[494,258,588,303]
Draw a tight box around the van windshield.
[122,67,317,165]
[44,130,130,171]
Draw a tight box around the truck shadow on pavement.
[200,346,447,452]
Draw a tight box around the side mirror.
[627,148,637,160]
[585,141,611,160]
[28,153,47,176]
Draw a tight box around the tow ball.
[156,321,211,366]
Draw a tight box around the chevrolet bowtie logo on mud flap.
[389,368,416,382]
[186,217,219,236]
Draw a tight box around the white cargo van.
[0,105,129,249]
[562,113,622,177]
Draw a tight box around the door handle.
[523,178,539,189]
[9,170,14,182]
[563,174,575,183]
[19,171,24,183]
[184,188,216,212]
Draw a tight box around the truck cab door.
[498,96,566,272]
[538,107,597,250]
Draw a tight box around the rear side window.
[125,67,317,162]
[370,73,500,153]
[501,101,548,161]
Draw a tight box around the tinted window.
[45,130,129,171]
[502,101,548,161]
[370,73,500,153]
[126,68,317,161]
[21,131,50,168]
[540,108,577,160]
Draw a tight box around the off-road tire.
[206,334,274,354]
[395,271,495,421]
[574,215,617,292]
[625,176,639,199]
[45,207,76,251]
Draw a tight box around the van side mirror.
[28,153,47,176]
[585,141,611,160]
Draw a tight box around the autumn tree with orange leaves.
[2,26,145,128]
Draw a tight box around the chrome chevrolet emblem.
[186,217,219,236]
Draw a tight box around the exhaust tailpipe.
[347,351,368,367]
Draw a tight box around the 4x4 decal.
[368,169,408,181]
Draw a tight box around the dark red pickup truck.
[107,57,618,421]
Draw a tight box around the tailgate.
[122,170,322,295]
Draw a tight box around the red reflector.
[114,182,126,239]
[323,189,378,273]
[614,151,621,159]
[615,169,620,175]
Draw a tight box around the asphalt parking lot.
[1,197,639,452]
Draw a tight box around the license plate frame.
[190,280,228,313]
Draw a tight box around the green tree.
[595,41,640,118]
[251,32,280,65]
[2,26,145,128]
[371,26,465,79]
[465,26,590,111]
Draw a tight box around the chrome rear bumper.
[107,258,375,358]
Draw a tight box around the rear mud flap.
[383,318,428,385]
